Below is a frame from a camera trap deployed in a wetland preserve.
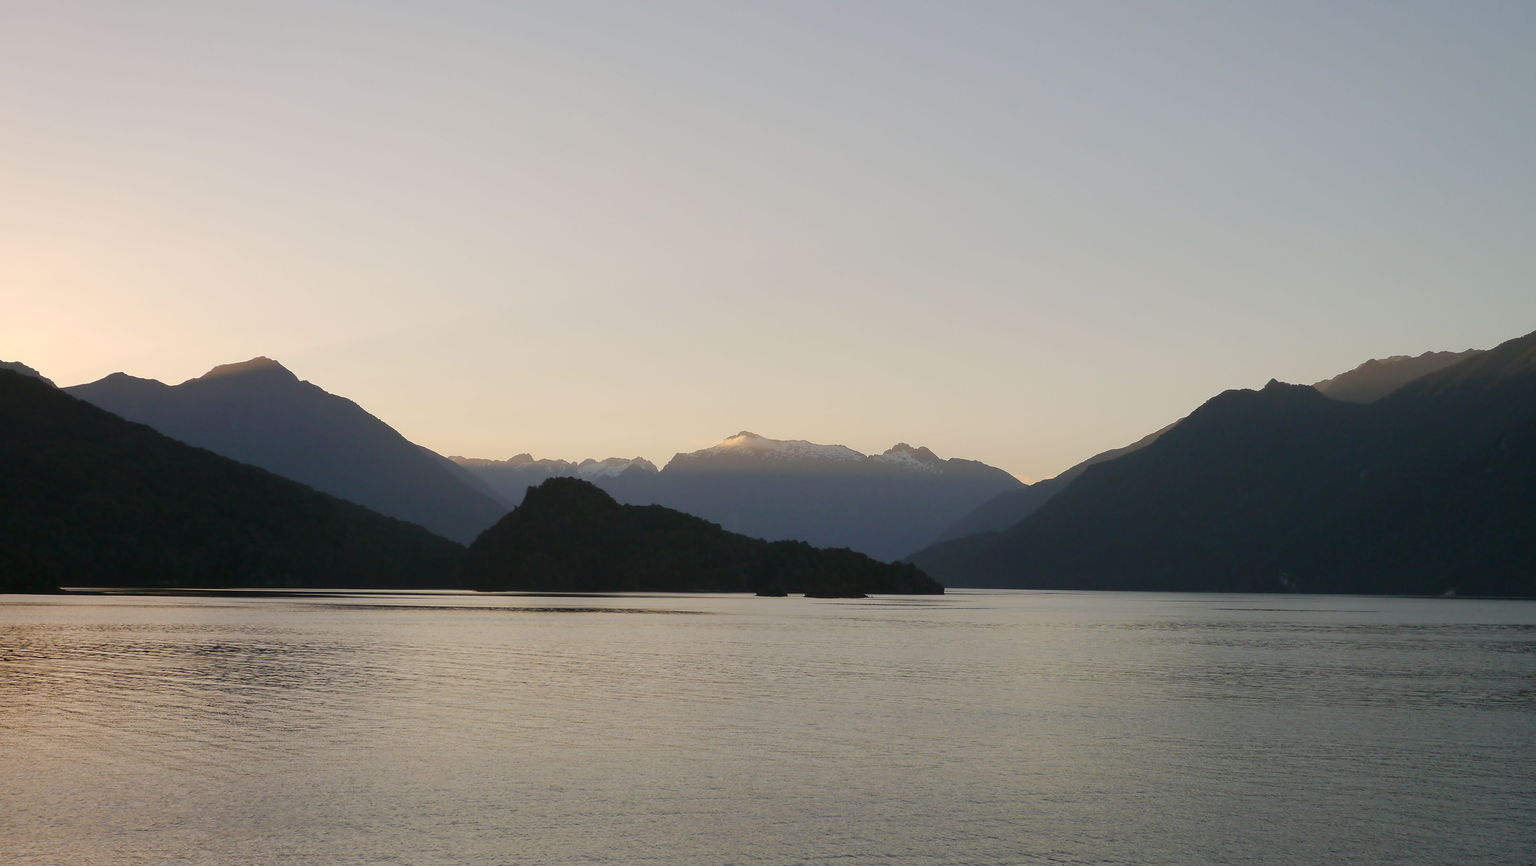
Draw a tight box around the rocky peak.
[884,442,941,461]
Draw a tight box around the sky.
[4,1,1535,481]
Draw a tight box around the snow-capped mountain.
[663,432,979,475]
[871,443,945,474]
[680,431,866,463]
[577,456,659,479]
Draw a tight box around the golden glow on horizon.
[4,2,1534,479]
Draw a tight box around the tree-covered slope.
[0,370,464,589]
[466,477,942,596]
[911,329,1536,596]
[930,343,1490,555]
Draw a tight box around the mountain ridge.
[1313,349,1483,403]
[908,329,1536,596]
[0,361,55,388]
[0,369,463,590]
[454,430,1023,560]
[66,357,507,543]
[924,345,1496,553]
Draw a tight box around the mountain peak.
[518,475,622,513]
[885,442,940,461]
[875,443,943,473]
[699,431,864,462]
[0,360,56,388]
[195,357,298,383]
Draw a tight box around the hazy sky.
[5,1,1534,479]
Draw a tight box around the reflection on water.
[1,590,1533,865]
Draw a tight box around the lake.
[1,590,1533,865]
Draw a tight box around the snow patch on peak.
[874,443,943,473]
[577,457,658,479]
[884,442,940,461]
[682,432,963,471]
[707,432,865,462]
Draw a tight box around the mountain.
[927,345,1488,551]
[0,369,463,590]
[454,432,1021,561]
[66,358,506,543]
[646,432,1022,561]
[1314,349,1484,403]
[928,422,1174,547]
[450,453,659,507]
[464,477,942,595]
[1,361,55,388]
[909,329,1536,596]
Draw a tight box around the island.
[465,477,943,596]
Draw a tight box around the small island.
[465,477,943,596]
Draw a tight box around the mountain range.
[65,358,506,543]
[451,453,661,507]
[53,357,1020,560]
[10,331,1533,597]
[2,371,946,595]
[909,331,1536,596]
[453,432,1024,561]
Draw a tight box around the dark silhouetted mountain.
[66,358,506,543]
[929,422,1175,547]
[925,343,1490,552]
[450,453,659,506]
[465,477,942,596]
[1314,349,1483,403]
[454,432,1020,561]
[0,370,463,590]
[1,361,55,388]
[911,329,1536,596]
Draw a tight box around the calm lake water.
[1,589,1533,865]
